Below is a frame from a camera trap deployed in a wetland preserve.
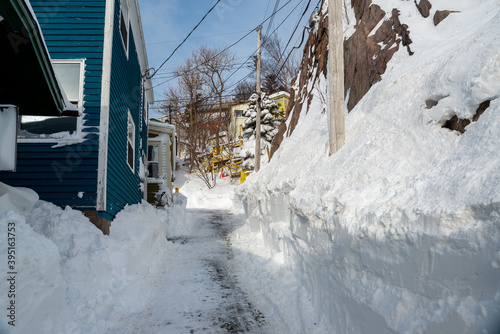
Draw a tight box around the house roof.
[268,91,290,100]
[149,119,175,134]
[0,0,77,116]
[129,0,154,104]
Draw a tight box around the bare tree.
[262,72,285,95]
[162,57,207,173]
[261,33,300,93]
[194,45,236,155]
[161,46,237,188]
[234,80,255,101]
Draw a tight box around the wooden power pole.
[255,25,263,171]
[328,0,345,155]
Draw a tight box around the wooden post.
[328,0,345,155]
[255,25,263,171]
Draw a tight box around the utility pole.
[328,0,345,155]
[255,25,262,172]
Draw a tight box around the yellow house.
[268,91,290,116]
[228,101,249,140]
[228,92,289,140]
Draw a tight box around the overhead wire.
[152,0,304,103]
[152,0,320,104]
[149,0,222,79]
[147,30,253,46]
[263,0,272,20]
[222,0,305,93]
[265,0,280,37]
[275,0,322,76]
[152,61,252,79]
[149,0,296,91]
[276,0,313,69]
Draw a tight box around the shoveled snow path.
[106,209,270,334]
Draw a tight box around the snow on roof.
[149,120,175,132]
[268,91,290,99]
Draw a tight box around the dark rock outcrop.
[433,10,460,26]
[346,5,417,111]
[414,0,432,18]
[270,0,421,158]
[442,100,491,134]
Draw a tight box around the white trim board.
[18,58,86,146]
[97,0,115,212]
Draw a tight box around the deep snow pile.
[0,200,181,334]
[237,0,500,333]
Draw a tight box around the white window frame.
[147,143,160,179]
[120,0,130,58]
[127,110,135,172]
[18,59,85,144]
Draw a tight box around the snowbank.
[237,0,500,333]
[0,200,175,334]
[179,172,238,211]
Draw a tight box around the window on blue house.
[127,111,135,171]
[18,59,84,142]
[120,0,129,56]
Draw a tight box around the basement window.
[127,111,135,171]
[18,59,84,142]
[120,0,129,56]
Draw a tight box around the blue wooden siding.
[0,0,106,210]
[105,0,146,218]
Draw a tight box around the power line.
[149,0,296,91]
[150,31,258,89]
[281,0,313,62]
[276,27,307,75]
[147,30,253,46]
[149,0,222,79]
[152,60,252,78]
[263,0,272,20]
[162,0,303,100]
[154,94,237,104]
[222,0,305,91]
[265,0,281,37]
[275,0,323,76]
[153,56,251,74]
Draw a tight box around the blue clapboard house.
[0,0,154,234]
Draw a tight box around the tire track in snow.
[204,211,266,333]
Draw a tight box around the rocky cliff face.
[271,0,458,157]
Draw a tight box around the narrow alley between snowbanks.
[106,209,270,334]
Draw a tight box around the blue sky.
[138,0,319,104]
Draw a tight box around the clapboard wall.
[0,0,105,209]
[104,0,146,218]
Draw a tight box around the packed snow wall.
[239,0,500,333]
[0,202,171,333]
